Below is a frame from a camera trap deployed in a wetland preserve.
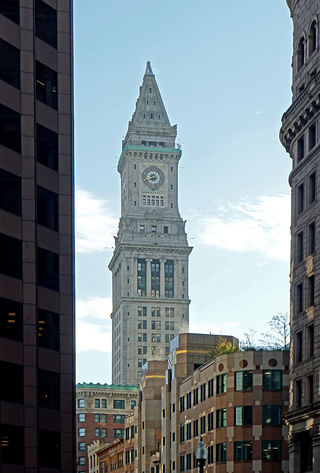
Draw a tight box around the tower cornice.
[118,145,182,172]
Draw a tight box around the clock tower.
[109,62,192,385]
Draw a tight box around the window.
[296,283,303,314]
[38,308,59,350]
[165,321,174,330]
[262,405,282,426]
[208,378,214,397]
[39,369,60,409]
[234,441,252,461]
[37,247,59,291]
[307,375,314,404]
[36,124,58,170]
[186,392,191,409]
[138,306,147,316]
[113,414,125,423]
[138,320,147,329]
[217,374,227,393]
[78,398,85,408]
[297,183,304,214]
[152,320,161,330]
[296,331,303,363]
[186,422,191,440]
[296,379,302,408]
[151,307,160,317]
[193,387,198,405]
[216,443,227,462]
[308,324,314,358]
[263,370,282,390]
[297,231,304,263]
[193,419,198,437]
[180,455,185,472]
[309,124,316,151]
[0,38,20,88]
[113,399,125,409]
[137,259,146,296]
[308,222,315,254]
[37,186,59,231]
[142,193,164,207]
[200,383,206,401]
[113,429,124,438]
[180,424,185,443]
[235,370,253,391]
[95,414,100,422]
[234,406,252,426]
[207,412,214,431]
[78,457,85,466]
[78,413,85,422]
[151,259,160,297]
[0,296,23,341]
[165,307,174,317]
[298,37,305,69]
[0,169,21,216]
[165,260,174,298]
[309,20,317,55]
[0,233,22,279]
[200,416,206,434]
[208,445,214,464]
[297,135,305,162]
[309,172,316,203]
[164,226,168,233]
[308,275,315,306]
[78,442,85,452]
[0,360,23,403]
[0,103,21,153]
[95,428,100,437]
[35,0,57,48]
[0,424,23,464]
[36,61,58,109]
[216,409,227,428]
[0,0,20,23]
[101,398,107,408]
[39,430,60,468]
[78,428,85,437]
[151,333,161,343]
[131,425,135,438]
[262,440,281,461]
[180,396,185,412]
[151,225,157,232]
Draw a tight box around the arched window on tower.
[309,21,317,56]
[297,37,305,70]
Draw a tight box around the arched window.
[309,21,317,55]
[298,37,305,70]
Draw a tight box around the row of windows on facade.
[0,232,60,290]
[137,306,175,317]
[0,0,57,47]
[295,274,315,315]
[296,124,317,164]
[297,20,317,70]
[0,424,60,467]
[78,428,123,439]
[178,440,281,468]
[178,370,282,412]
[137,333,174,343]
[141,194,165,207]
[296,171,316,215]
[139,224,169,233]
[0,103,59,170]
[179,405,282,441]
[77,398,136,409]
[140,140,166,148]
[294,373,314,409]
[0,296,59,349]
[78,413,126,423]
[137,259,175,298]
[137,320,175,330]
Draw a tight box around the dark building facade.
[0,1,75,472]
[280,0,320,471]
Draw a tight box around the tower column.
[146,258,152,297]
[160,258,166,298]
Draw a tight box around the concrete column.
[146,258,152,297]
[160,258,166,297]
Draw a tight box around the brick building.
[0,1,75,472]
[279,0,320,470]
[76,383,139,473]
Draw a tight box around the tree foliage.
[259,313,290,350]
[210,337,238,358]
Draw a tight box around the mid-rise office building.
[280,1,320,470]
[109,62,192,385]
[0,1,74,472]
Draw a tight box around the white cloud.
[75,187,118,254]
[195,194,290,261]
[76,297,112,353]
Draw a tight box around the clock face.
[142,166,164,189]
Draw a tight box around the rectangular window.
[39,430,60,468]
[307,375,314,404]
[234,406,252,426]
[0,360,23,403]
[180,396,185,412]
[35,0,57,48]
[309,172,316,203]
[235,370,253,391]
[308,324,314,358]
[78,457,85,466]
[165,260,174,298]
[186,453,191,471]
[0,296,22,341]
[186,392,192,409]
[193,419,198,437]
[216,443,227,462]
[296,331,303,363]
[95,428,100,437]
[37,186,59,231]
[137,259,146,296]
[78,398,84,408]
[78,428,85,437]
[113,399,125,409]
[309,123,316,150]
[113,429,124,438]
[78,442,85,452]
[262,405,282,426]
[200,416,206,434]
[200,383,206,401]
[308,222,315,254]
[208,412,214,431]
[296,283,303,314]
[125,450,130,464]
[101,414,107,422]
[308,275,315,306]
[151,225,157,232]
[37,247,59,291]
[193,387,198,406]
[101,399,107,408]
[217,374,227,393]
[263,370,282,390]
[151,307,160,317]
[152,320,161,330]
[297,183,304,214]
[113,414,125,423]
[95,399,100,408]
[0,1,20,23]
[0,103,21,153]
[138,306,147,316]
[262,440,282,461]
[38,307,59,350]
[180,455,185,472]
[186,423,191,440]
[36,123,58,170]
[208,445,214,464]
[296,379,302,408]
[78,413,85,422]
[95,414,100,422]
[297,135,305,162]
[0,38,20,88]
[39,369,60,409]
[164,226,168,233]
[165,307,174,317]
[234,441,252,461]
[165,320,174,330]
[151,259,160,297]
[36,61,58,109]
[0,169,21,216]
[208,378,214,397]
[297,231,304,263]
[0,232,22,279]
[180,425,185,443]
[216,408,227,428]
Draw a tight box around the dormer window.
[298,37,305,70]
[309,20,317,55]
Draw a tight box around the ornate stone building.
[109,62,192,385]
[280,1,320,470]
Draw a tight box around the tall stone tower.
[109,62,192,385]
[280,1,320,471]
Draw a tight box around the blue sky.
[74,1,293,383]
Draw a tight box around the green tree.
[210,337,238,358]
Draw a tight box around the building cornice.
[118,145,181,173]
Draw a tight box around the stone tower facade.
[280,1,320,471]
[109,63,192,385]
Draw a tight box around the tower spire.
[145,61,154,76]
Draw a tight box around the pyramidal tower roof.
[122,62,177,150]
